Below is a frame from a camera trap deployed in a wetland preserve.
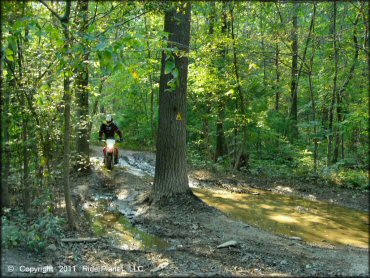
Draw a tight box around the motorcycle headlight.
[106,139,115,151]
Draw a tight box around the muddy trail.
[2,148,369,277]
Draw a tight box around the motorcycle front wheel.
[105,153,113,170]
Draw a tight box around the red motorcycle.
[102,139,118,170]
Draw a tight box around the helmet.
[106,114,113,125]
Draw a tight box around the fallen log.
[60,237,99,243]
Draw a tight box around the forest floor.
[2,148,369,277]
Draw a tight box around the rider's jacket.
[99,122,123,140]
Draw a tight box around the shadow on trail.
[80,148,368,276]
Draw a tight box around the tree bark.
[327,1,338,166]
[308,5,318,174]
[275,43,280,111]
[289,2,299,140]
[152,2,192,201]
[2,61,13,208]
[333,9,361,163]
[368,0,370,173]
[144,15,156,144]
[75,0,90,172]
[214,2,229,162]
[260,5,267,88]
[15,7,32,215]
[230,3,248,171]
[48,0,75,230]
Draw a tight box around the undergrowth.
[2,208,66,252]
[188,149,368,190]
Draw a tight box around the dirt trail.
[2,148,369,277]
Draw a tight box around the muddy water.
[92,151,368,249]
[83,198,169,251]
[193,188,369,248]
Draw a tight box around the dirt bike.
[102,139,118,170]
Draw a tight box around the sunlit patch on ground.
[193,188,369,249]
[83,195,169,251]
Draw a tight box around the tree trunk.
[75,0,90,171]
[144,15,156,144]
[327,1,338,166]
[60,0,75,230]
[275,43,280,111]
[333,9,361,163]
[214,104,227,162]
[260,5,267,88]
[200,1,215,161]
[289,2,299,140]
[88,78,106,136]
[2,63,12,208]
[308,34,318,174]
[16,22,32,216]
[21,95,31,215]
[201,107,212,160]
[230,3,248,171]
[214,2,229,163]
[152,2,192,201]
[63,66,75,229]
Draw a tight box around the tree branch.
[338,9,362,96]
[61,0,72,24]
[39,0,63,22]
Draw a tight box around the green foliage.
[2,209,65,252]
[337,170,368,190]
[187,148,209,168]
[322,164,369,190]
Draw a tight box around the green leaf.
[7,37,16,52]
[165,60,175,74]
[13,20,23,31]
[172,67,179,79]
[5,48,14,61]
[95,41,106,51]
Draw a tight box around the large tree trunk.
[152,2,192,201]
[75,0,90,172]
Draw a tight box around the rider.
[99,114,123,164]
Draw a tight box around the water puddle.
[92,152,368,249]
[83,197,169,251]
[92,155,155,177]
[193,188,369,248]
[118,157,153,177]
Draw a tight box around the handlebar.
[99,139,123,143]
